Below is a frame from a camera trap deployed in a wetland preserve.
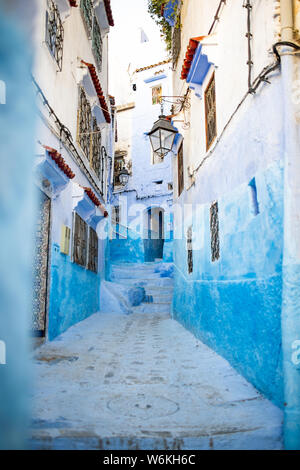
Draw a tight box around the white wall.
[172,0,282,201]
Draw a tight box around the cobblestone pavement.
[30,310,283,450]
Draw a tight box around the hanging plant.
[147,0,180,52]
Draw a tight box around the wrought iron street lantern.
[148,110,178,158]
[119,167,129,186]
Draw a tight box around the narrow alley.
[1,0,300,454]
[31,263,282,450]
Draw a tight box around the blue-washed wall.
[109,228,173,265]
[173,161,284,406]
[48,244,100,340]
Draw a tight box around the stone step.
[145,286,174,295]
[110,272,164,281]
[110,263,160,271]
[132,302,171,314]
[150,293,173,302]
[113,278,174,289]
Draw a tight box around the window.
[73,213,98,272]
[80,0,93,36]
[91,117,101,178]
[92,17,103,71]
[152,85,162,105]
[172,15,181,69]
[205,73,217,150]
[112,205,120,239]
[114,153,126,187]
[177,143,184,197]
[112,205,120,224]
[88,227,98,273]
[187,226,193,274]
[45,0,64,71]
[80,0,103,71]
[77,87,92,160]
[73,212,87,267]
[77,92,106,194]
[210,201,220,262]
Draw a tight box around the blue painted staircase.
[109,263,174,315]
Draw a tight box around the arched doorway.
[143,207,165,262]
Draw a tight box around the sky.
[109,0,168,105]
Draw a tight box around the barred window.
[91,117,101,178]
[45,0,64,71]
[172,19,181,69]
[80,0,93,36]
[205,74,217,151]
[210,201,220,262]
[177,143,184,197]
[112,205,120,224]
[187,226,193,274]
[77,87,92,160]
[73,213,87,267]
[88,227,98,273]
[114,154,125,187]
[92,17,103,72]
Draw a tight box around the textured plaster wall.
[170,0,286,406]
[172,87,285,405]
[48,245,101,340]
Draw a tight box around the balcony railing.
[172,24,181,70]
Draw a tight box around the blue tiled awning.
[163,0,179,27]
[186,44,213,98]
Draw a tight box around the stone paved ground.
[30,310,283,450]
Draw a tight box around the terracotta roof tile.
[81,60,111,124]
[84,187,108,217]
[180,37,205,80]
[104,0,114,27]
[135,59,171,73]
[43,145,75,179]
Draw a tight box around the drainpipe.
[280,0,300,450]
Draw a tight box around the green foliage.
[147,0,179,52]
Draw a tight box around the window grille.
[91,118,101,178]
[92,17,103,71]
[210,201,220,262]
[187,226,193,274]
[112,205,120,224]
[73,212,87,267]
[172,21,181,69]
[45,0,64,71]
[177,143,184,197]
[80,0,93,36]
[88,227,98,273]
[205,74,217,150]
[77,87,92,160]
[114,155,125,187]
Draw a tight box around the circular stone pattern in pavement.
[107,395,179,419]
